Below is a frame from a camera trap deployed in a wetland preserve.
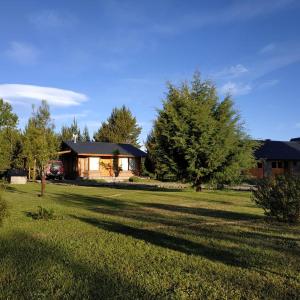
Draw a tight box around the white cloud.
[259,79,279,88]
[220,82,252,96]
[29,10,76,28]
[0,84,88,107]
[214,64,249,79]
[259,43,276,54]
[5,42,39,65]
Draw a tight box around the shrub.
[252,175,300,223]
[0,183,8,226]
[129,176,140,182]
[28,206,56,220]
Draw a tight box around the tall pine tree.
[146,72,257,190]
[59,117,82,142]
[94,106,141,147]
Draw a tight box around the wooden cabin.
[249,138,300,178]
[59,141,146,180]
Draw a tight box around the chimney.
[72,133,78,143]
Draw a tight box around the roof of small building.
[255,140,300,160]
[63,141,146,157]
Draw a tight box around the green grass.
[0,183,299,299]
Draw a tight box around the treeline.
[0,72,257,192]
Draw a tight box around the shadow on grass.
[50,192,300,266]
[140,203,262,221]
[72,215,248,268]
[0,231,152,299]
[52,179,183,192]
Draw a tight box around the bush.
[28,206,56,220]
[0,183,8,226]
[129,176,140,182]
[252,175,300,223]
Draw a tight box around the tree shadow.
[72,215,249,268]
[140,202,262,221]
[0,231,152,299]
[52,180,183,192]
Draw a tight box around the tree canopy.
[94,105,141,147]
[23,101,58,195]
[59,117,81,142]
[146,73,257,190]
[0,99,20,170]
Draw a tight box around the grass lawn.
[0,183,299,299]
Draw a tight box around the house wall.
[74,155,141,179]
[249,160,300,178]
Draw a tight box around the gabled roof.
[63,141,146,157]
[255,140,300,160]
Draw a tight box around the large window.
[129,158,137,171]
[120,158,129,171]
[89,157,99,171]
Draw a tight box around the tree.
[94,106,141,147]
[23,101,58,196]
[0,99,20,170]
[81,125,91,142]
[59,117,81,142]
[146,72,257,190]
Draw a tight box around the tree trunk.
[41,173,46,197]
[195,178,202,192]
[33,159,36,181]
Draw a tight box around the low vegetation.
[0,183,299,299]
[27,206,56,220]
[252,175,300,223]
[0,183,8,226]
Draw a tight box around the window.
[284,161,289,169]
[271,161,277,168]
[89,157,99,171]
[293,161,298,167]
[278,161,283,168]
[257,162,263,168]
[120,158,129,171]
[129,158,137,171]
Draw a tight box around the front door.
[100,158,113,176]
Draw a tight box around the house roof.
[63,141,146,157]
[255,140,300,160]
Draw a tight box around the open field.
[0,183,299,299]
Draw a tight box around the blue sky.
[0,0,300,145]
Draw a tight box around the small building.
[7,169,28,184]
[59,141,146,180]
[250,138,300,178]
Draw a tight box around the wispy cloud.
[259,79,280,89]
[259,43,276,54]
[152,0,295,34]
[220,82,252,96]
[29,10,76,28]
[0,84,87,107]
[214,64,249,79]
[52,110,90,120]
[5,42,39,65]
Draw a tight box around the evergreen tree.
[146,72,257,190]
[94,106,141,147]
[81,125,91,142]
[23,101,58,196]
[59,117,81,142]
